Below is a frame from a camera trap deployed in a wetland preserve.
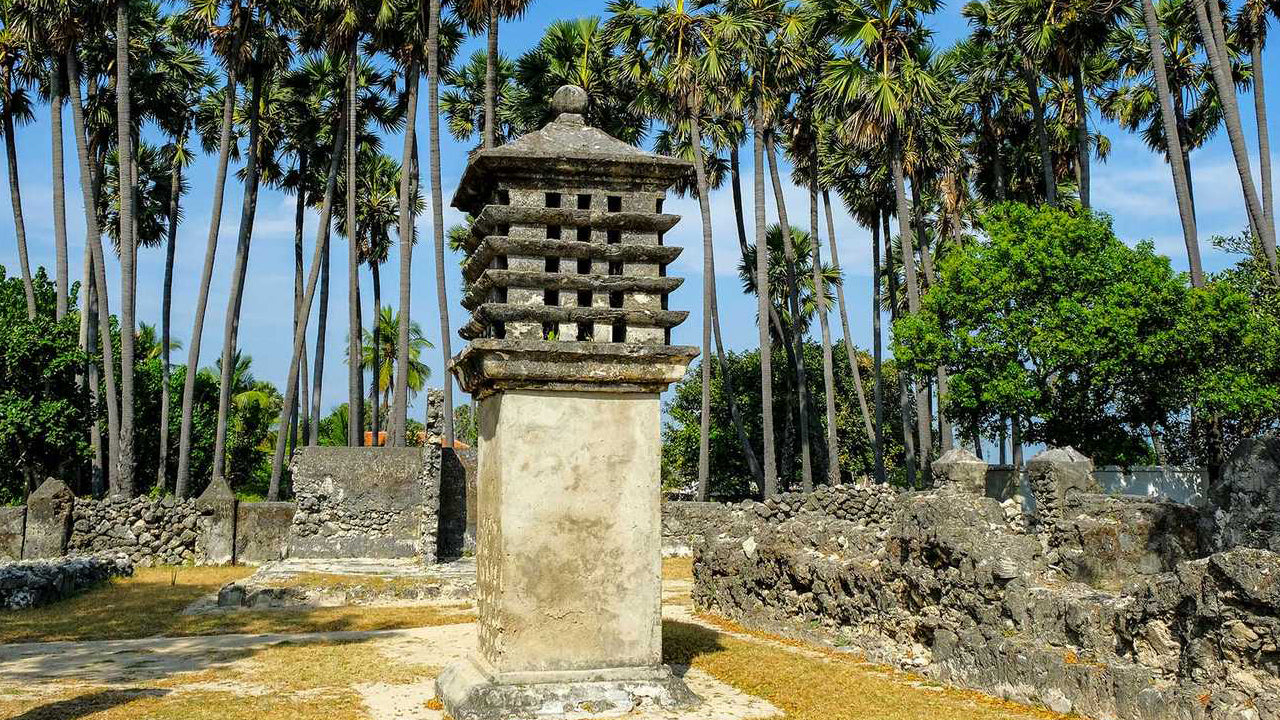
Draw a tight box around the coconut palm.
[1238,0,1276,253]
[427,0,456,447]
[453,0,536,150]
[608,0,755,500]
[820,0,939,485]
[175,0,251,498]
[1192,0,1277,279]
[0,2,35,319]
[1101,0,1213,285]
[360,306,433,408]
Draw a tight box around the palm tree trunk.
[824,194,873,446]
[299,342,309,449]
[889,130,929,482]
[753,112,777,497]
[157,157,181,494]
[811,175,840,485]
[909,188,950,455]
[290,153,308,454]
[212,62,266,484]
[765,133,813,492]
[270,119,346,499]
[883,210,916,488]
[51,73,69,321]
[484,2,498,150]
[1072,62,1090,210]
[1021,61,1056,205]
[866,203,886,484]
[429,1,456,449]
[1011,414,1024,469]
[346,43,363,448]
[710,288,763,492]
[731,145,749,255]
[1142,0,1203,286]
[391,61,419,447]
[691,112,714,502]
[370,263,382,445]
[176,51,241,498]
[115,1,137,496]
[68,48,122,490]
[1193,0,1277,279]
[1252,36,1274,242]
[310,217,331,446]
[81,243,104,496]
[3,66,35,320]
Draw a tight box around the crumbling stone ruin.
[0,554,133,610]
[693,443,1280,720]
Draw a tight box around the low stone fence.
[0,554,134,610]
[693,443,1280,720]
[68,495,203,566]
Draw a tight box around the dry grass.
[0,638,439,720]
[662,620,1069,720]
[662,556,694,581]
[0,566,475,645]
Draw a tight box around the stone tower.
[436,86,699,719]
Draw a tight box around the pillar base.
[436,657,699,720]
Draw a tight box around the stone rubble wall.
[694,482,1280,720]
[234,502,296,564]
[289,446,440,561]
[1210,436,1280,553]
[662,501,747,556]
[68,496,204,566]
[0,554,134,610]
[752,483,901,527]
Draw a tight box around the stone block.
[196,478,237,565]
[288,447,435,560]
[1026,447,1098,527]
[22,478,74,559]
[1210,435,1280,552]
[931,448,988,494]
[234,502,295,564]
[0,506,24,560]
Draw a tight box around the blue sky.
[0,1,1273,423]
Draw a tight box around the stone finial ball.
[552,85,588,115]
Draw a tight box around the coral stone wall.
[68,496,203,566]
[1,555,134,610]
[694,481,1280,720]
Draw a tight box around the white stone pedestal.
[437,390,696,719]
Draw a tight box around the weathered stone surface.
[22,478,74,559]
[70,495,205,566]
[289,447,437,561]
[0,554,133,610]
[932,448,988,494]
[438,448,469,561]
[234,502,295,564]
[693,484,1280,720]
[662,502,749,556]
[436,657,698,720]
[451,339,698,398]
[0,506,24,560]
[195,478,237,566]
[1052,493,1203,588]
[1026,447,1098,528]
[1210,436,1280,552]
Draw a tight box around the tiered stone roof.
[449,86,698,398]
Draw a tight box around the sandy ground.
[0,600,780,720]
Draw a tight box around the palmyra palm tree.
[361,306,432,410]
[454,0,536,150]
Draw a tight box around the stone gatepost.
[931,448,988,494]
[436,85,699,719]
[1026,447,1097,528]
[22,478,74,559]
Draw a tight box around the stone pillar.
[931,448,988,494]
[196,477,238,565]
[22,478,74,559]
[436,85,699,719]
[1025,447,1097,527]
[0,505,25,560]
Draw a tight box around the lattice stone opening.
[577,193,592,210]
[547,225,562,240]
[607,229,621,245]
[545,191,562,208]
[608,261,623,276]
[545,256,560,273]
[577,226,591,242]
[577,290,592,307]
[611,321,627,342]
[576,322,594,341]
[544,289,560,307]
[609,291,623,309]
[607,195,622,212]
[576,257,591,274]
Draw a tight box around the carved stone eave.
[450,339,698,399]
